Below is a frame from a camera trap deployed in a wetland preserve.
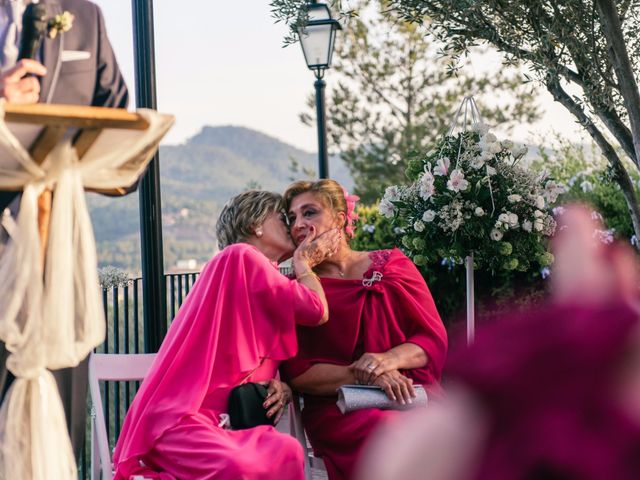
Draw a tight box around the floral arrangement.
[379,124,565,273]
[48,11,75,39]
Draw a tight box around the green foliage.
[350,204,399,251]
[536,138,640,241]
[298,1,541,204]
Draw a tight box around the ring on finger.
[366,363,376,371]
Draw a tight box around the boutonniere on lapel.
[47,11,75,39]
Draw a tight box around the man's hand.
[0,59,47,104]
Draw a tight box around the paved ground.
[311,467,329,480]
[277,409,328,479]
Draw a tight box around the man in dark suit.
[0,0,129,458]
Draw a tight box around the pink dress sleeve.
[380,250,448,380]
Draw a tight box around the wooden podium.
[0,102,173,480]
[3,103,155,262]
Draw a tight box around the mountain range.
[88,126,353,272]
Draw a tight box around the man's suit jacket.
[0,0,129,211]
[0,0,129,457]
[40,0,128,108]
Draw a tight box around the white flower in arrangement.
[482,132,497,144]
[378,198,395,218]
[434,157,451,176]
[535,195,546,209]
[534,209,545,218]
[580,180,594,193]
[419,171,435,200]
[507,194,522,203]
[363,224,376,233]
[414,220,426,232]
[422,210,436,222]
[501,139,514,149]
[534,218,545,232]
[480,150,494,161]
[486,165,497,176]
[474,207,485,217]
[507,212,519,228]
[489,142,502,154]
[498,213,510,224]
[543,180,565,203]
[447,169,469,192]
[384,185,401,202]
[470,156,486,169]
[511,145,528,157]
[490,229,504,241]
[450,218,463,231]
[472,123,490,136]
[522,219,533,232]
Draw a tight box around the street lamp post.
[297,1,341,179]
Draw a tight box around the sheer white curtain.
[0,102,173,480]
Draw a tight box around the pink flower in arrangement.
[447,169,469,192]
[434,157,450,176]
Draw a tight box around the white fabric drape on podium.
[0,102,173,480]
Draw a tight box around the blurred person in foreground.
[113,191,339,480]
[357,204,640,480]
[281,179,448,480]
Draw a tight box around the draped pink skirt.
[115,411,305,480]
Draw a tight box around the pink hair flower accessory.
[342,187,360,237]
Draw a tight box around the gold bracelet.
[296,270,318,281]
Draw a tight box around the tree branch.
[546,74,640,245]
[595,0,640,167]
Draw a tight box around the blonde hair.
[283,179,353,235]
[284,179,347,214]
[215,190,284,249]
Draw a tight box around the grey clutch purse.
[336,384,428,414]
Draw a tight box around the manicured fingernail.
[408,398,413,404]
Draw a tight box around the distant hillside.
[89,126,353,273]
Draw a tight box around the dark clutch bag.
[228,382,276,430]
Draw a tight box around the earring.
[256,230,263,238]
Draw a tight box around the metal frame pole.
[132,0,167,352]
[315,75,329,179]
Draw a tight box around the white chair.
[288,393,327,479]
[88,352,157,480]
[90,353,321,480]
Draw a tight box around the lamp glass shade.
[298,3,340,71]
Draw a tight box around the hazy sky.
[93,0,585,152]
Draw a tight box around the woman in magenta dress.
[113,190,339,480]
[281,179,448,480]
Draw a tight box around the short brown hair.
[215,190,283,249]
